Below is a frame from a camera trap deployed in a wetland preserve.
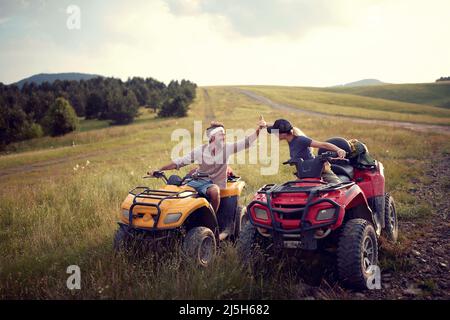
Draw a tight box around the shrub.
[42,97,79,136]
[106,89,139,125]
[85,92,105,119]
[23,123,44,139]
[0,104,40,147]
[158,95,189,118]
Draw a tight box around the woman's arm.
[310,140,346,158]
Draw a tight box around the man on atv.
[266,119,346,183]
[148,117,267,215]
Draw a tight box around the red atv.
[238,138,398,289]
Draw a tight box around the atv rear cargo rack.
[126,187,197,229]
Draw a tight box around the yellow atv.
[113,170,247,266]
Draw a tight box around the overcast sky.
[0,0,449,86]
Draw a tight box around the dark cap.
[267,119,293,134]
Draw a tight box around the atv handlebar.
[283,152,349,166]
[282,159,297,166]
[320,151,350,163]
[142,170,168,182]
[142,170,210,185]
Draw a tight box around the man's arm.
[310,140,346,158]
[147,162,177,176]
[147,146,201,175]
[228,116,267,154]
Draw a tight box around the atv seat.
[331,164,354,181]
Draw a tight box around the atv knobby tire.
[233,205,248,241]
[382,193,398,243]
[113,227,133,252]
[237,223,272,277]
[183,226,216,267]
[337,218,378,290]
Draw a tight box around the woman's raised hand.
[258,115,267,129]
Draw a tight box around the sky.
[0,0,449,87]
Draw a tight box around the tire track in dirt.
[0,144,136,179]
[237,88,450,135]
[0,149,105,178]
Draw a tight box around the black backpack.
[348,139,376,167]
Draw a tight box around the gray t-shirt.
[289,135,314,161]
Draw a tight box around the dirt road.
[237,88,450,135]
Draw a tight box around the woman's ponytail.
[292,127,305,137]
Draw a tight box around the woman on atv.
[148,117,267,215]
[266,119,346,184]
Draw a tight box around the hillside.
[238,85,450,125]
[320,82,450,108]
[334,79,386,87]
[13,72,102,88]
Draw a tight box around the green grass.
[239,85,450,125]
[320,82,450,109]
[1,86,449,299]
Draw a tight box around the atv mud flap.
[368,196,385,231]
[217,196,237,232]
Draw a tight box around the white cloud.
[0,17,11,24]
[1,0,449,86]
[165,0,342,37]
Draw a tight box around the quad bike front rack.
[126,187,197,229]
[249,180,356,234]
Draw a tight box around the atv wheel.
[382,193,398,242]
[233,205,248,241]
[237,223,272,276]
[113,228,132,252]
[337,218,378,290]
[183,227,216,267]
[113,227,136,255]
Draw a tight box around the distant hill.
[333,79,386,87]
[13,72,102,88]
[322,82,450,109]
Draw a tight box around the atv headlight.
[164,213,182,224]
[316,208,335,221]
[379,162,384,177]
[254,207,269,220]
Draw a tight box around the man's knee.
[207,185,220,199]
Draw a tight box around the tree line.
[0,77,197,148]
[436,76,450,82]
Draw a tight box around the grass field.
[320,82,450,109]
[1,86,449,299]
[238,85,450,125]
